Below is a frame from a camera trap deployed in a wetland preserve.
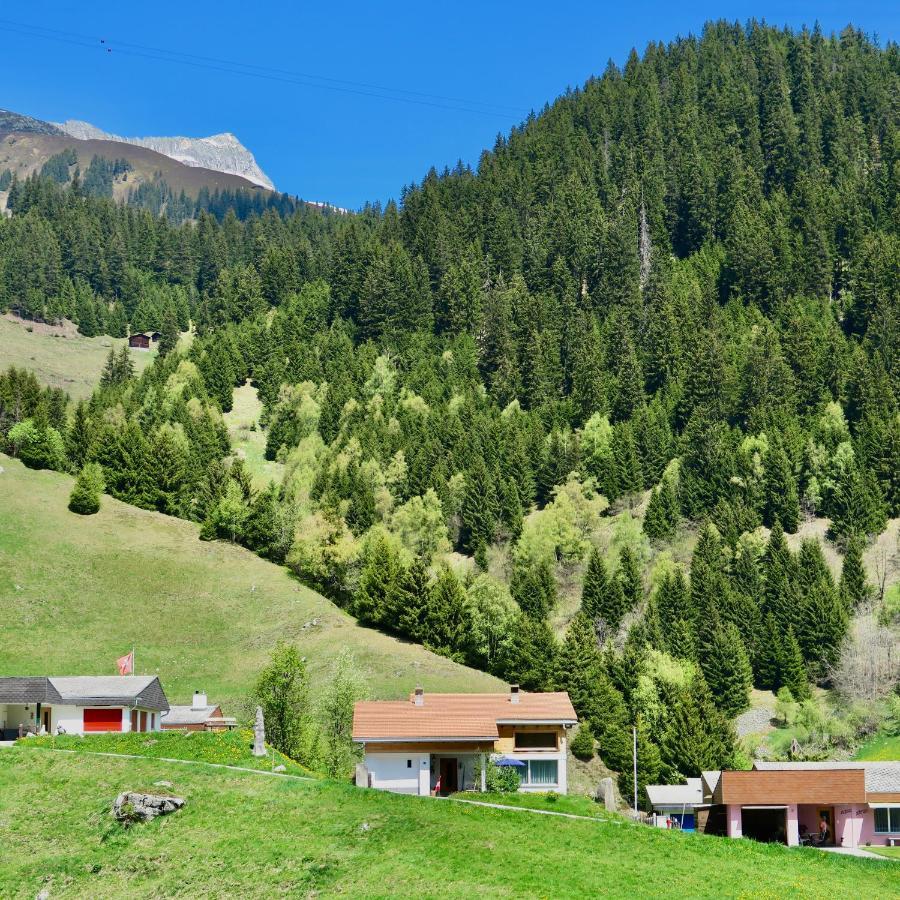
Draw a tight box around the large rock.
[598,777,617,812]
[113,792,184,825]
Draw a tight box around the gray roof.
[701,770,721,798]
[161,705,220,726]
[752,760,900,794]
[646,778,703,808]
[0,676,168,711]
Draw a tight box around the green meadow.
[2,748,895,899]
[0,455,499,709]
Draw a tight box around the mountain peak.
[54,119,275,190]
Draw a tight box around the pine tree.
[570,722,596,761]
[661,675,736,776]
[617,544,643,614]
[65,401,93,470]
[839,536,871,609]
[511,557,557,620]
[353,531,404,628]
[780,627,811,701]
[699,617,753,717]
[763,442,800,533]
[643,487,671,541]
[68,462,105,515]
[423,566,472,659]
[396,559,432,642]
[157,305,180,357]
[460,457,497,567]
[762,521,801,632]
[755,613,782,690]
[581,548,627,631]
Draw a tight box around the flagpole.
[133,645,135,675]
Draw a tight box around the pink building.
[699,761,900,849]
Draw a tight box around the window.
[874,807,900,833]
[522,760,558,786]
[407,759,412,769]
[514,732,557,750]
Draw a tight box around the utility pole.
[632,724,638,817]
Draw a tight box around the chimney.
[413,686,424,707]
[510,684,520,704]
[192,690,207,710]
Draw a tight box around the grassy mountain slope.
[0,314,154,401]
[2,748,895,898]
[0,455,499,706]
[0,131,265,201]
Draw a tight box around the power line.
[0,18,530,120]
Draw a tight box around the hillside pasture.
[0,455,500,709]
[0,314,153,400]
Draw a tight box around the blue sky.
[1,3,897,208]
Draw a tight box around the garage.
[83,708,123,732]
[741,806,788,844]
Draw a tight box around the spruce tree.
[763,442,800,533]
[396,559,432,642]
[838,536,871,609]
[423,566,472,660]
[762,521,801,632]
[643,487,671,541]
[780,627,811,701]
[511,557,557,620]
[661,675,736,776]
[581,548,627,631]
[755,613,782,690]
[617,544,643,614]
[700,618,753,717]
[68,462,105,515]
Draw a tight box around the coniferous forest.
[2,21,899,801]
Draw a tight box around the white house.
[646,778,704,830]
[0,676,169,738]
[352,685,577,796]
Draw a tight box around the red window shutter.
[140,711,147,732]
[83,708,123,732]
[131,710,138,731]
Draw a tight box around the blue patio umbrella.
[494,756,526,767]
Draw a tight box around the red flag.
[117,650,134,675]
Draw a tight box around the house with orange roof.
[352,685,577,796]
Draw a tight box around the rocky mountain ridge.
[54,119,275,190]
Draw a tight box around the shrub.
[570,723,596,761]
[68,463,105,515]
[481,758,520,793]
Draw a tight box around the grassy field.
[0,454,500,710]
[1,749,895,899]
[453,790,618,820]
[854,733,900,761]
[0,314,153,401]
[865,847,900,860]
[22,730,315,776]
[223,382,284,489]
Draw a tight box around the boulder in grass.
[113,792,184,826]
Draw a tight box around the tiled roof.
[646,778,703,808]
[753,760,900,795]
[353,691,577,741]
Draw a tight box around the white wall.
[51,705,83,735]
[364,752,429,795]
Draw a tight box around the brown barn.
[128,333,151,350]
